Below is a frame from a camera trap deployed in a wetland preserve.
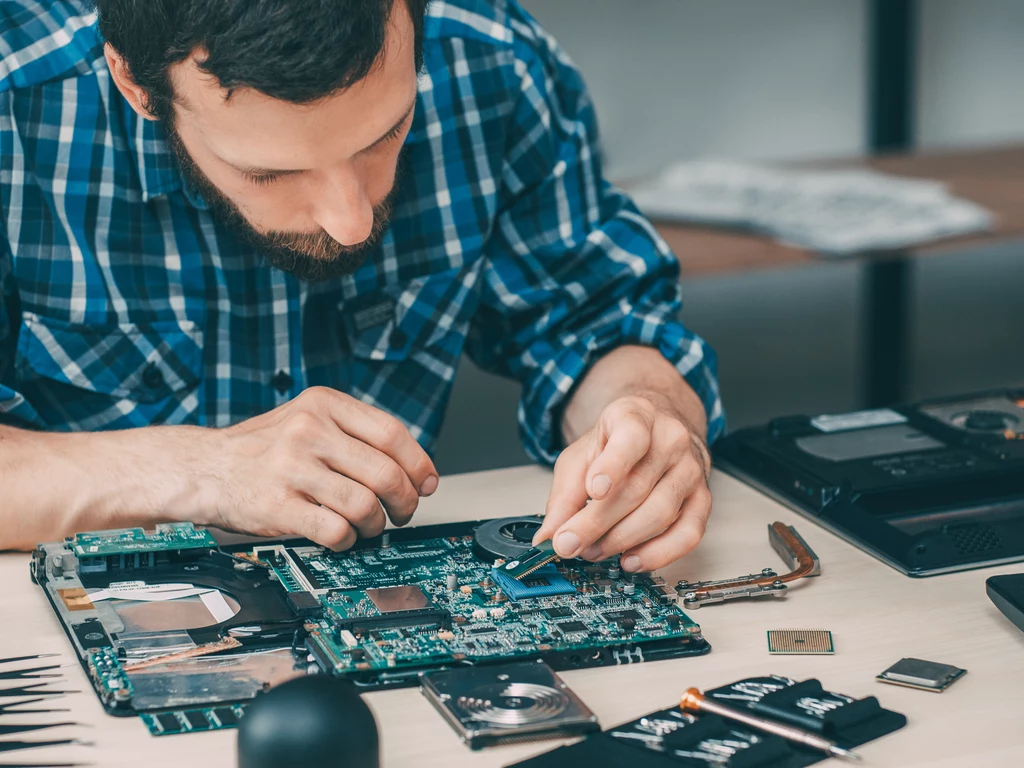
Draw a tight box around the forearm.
[0,424,216,551]
[561,345,709,446]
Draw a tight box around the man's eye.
[242,171,282,187]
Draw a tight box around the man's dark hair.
[94,0,429,121]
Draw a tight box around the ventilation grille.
[943,523,1002,556]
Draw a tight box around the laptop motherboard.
[31,516,709,735]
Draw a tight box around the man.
[0,0,724,572]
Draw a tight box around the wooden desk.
[5,466,1024,767]
[647,145,1024,409]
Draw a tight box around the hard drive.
[419,659,600,749]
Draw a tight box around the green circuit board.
[251,530,706,679]
[70,522,217,558]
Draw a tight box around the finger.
[580,455,704,562]
[289,501,358,551]
[620,484,712,572]
[305,469,388,539]
[314,432,420,527]
[553,449,665,559]
[317,390,438,495]
[533,442,588,547]
[586,400,654,500]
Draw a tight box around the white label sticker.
[810,408,907,433]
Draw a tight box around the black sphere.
[237,675,379,768]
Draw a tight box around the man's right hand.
[0,387,437,551]
[197,387,439,550]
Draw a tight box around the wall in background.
[433,0,1024,476]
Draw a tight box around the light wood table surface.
[4,465,1024,767]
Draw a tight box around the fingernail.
[420,475,438,496]
[591,474,611,498]
[622,555,642,572]
[555,531,579,558]
[581,545,602,561]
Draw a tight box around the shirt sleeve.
[465,8,724,465]
[0,94,41,429]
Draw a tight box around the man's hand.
[196,387,438,550]
[532,395,711,573]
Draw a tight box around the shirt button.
[389,328,408,349]
[141,363,165,390]
[271,370,293,394]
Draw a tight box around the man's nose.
[312,166,374,246]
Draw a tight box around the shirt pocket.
[341,263,480,362]
[15,312,203,429]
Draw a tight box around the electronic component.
[714,389,1024,577]
[676,522,821,608]
[35,514,709,730]
[767,629,834,655]
[492,565,576,601]
[472,516,544,562]
[69,522,216,558]
[419,660,599,749]
[141,704,246,736]
[498,539,559,581]
[876,658,967,692]
[680,687,860,762]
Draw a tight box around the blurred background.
[434,0,1024,475]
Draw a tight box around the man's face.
[158,3,417,281]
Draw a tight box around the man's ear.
[105,43,158,121]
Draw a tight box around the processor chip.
[367,585,431,613]
[876,658,966,692]
[767,629,834,655]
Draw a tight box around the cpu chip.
[767,629,834,655]
[876,658,966,692]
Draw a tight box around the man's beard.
[165,122,398,282]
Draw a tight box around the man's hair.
[94,0,429,121]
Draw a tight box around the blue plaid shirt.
[0,0,723,464]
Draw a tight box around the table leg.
[864,257,912,407]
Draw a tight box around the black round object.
[472,516,544,562]
[962,410,1016,432]
[237,676,379,768]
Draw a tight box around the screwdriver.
[680,687,861,762]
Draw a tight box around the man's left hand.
[532,395,712,573]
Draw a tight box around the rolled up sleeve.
[465,7,724,464]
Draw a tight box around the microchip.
[367,585,431,613]
[603,609,642,623]
[767,629,834,655]
[155,713,181,734]
[492,565,576,601]
[876,658,967,692]
[498,539,559,580]
[286,591,322,617]
[183,710,210,730]
[557,621,588,635]
[212,707,240,726]
[543,607,573,619]
[468,626,497,635]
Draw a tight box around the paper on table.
[628,160,994,256]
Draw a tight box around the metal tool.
[0,656,59,667]
[0,684,77,698]
[0,665,65,681]
[679,687,861,762]
[676,522,821,608]
[0,723,80,737]
[0,698,71,716]
[0,738,92,754]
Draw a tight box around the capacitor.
[608,567,621,579]
[623,583,636,596]
[381,533,391,548]
[446,574,459,591]
[460,585,473,594]
[472,608,488,620]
